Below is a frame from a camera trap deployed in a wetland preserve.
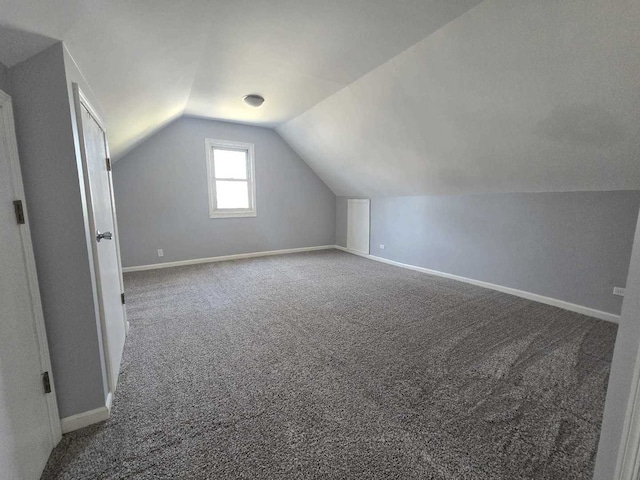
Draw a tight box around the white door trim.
[615,356,640,480]
[71,83,127,398]
[72,83,114,395]
[610,215,640,480]
[0,88,62,444]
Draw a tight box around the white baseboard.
[61,392,112,434]
[123,244,619,323]
[334,246,620,324]
[122,245,335,273]
[334,245,371,259]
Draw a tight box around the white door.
[347,199,370,255]
[0,90,61,479]
[74,86,126,394]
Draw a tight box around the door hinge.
[13,200,25,224]
[106,157,112,171]
[121,293,125,305]
[42,371,52,394]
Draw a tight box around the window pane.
[213,149,247,179]
[216,181,249,209]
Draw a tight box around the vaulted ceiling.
[0,0,482,159]
[1,0,639,196]
[278,0,640,196]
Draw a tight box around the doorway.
[72,84,127,396]
[0,88,61,479]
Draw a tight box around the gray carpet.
[41,250,617,479]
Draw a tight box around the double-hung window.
[205,139,256,218]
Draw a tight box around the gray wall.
[338,191,640,315]
[0,60,11,95]
[10,43,106,417]
[113,117,336,267]
[594,207,640,478]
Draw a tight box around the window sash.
[214,179,250,210]
[212,147,249,180]
[206,139,256,218]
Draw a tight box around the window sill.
[210,211,257,219]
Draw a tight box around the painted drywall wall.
[9,43,106,418]
[0,60,10,95]
[279,0,640,197]
[337,192,640,315]
[594,207,640,479]
[113,117,336,267]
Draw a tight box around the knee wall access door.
[347,199,370,255]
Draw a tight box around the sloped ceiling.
[0,26,58,68]
[0,0,482,159]
[278,0,640,196]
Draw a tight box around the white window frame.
[205,139,256,218]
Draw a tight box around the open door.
[72,84,127,396]
[0,89,61,478]
[347,198,370,255]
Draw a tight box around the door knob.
[96,230,113,242]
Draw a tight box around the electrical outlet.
[157,249,164,257]
[379,244,385,250]
[613,287,625,297]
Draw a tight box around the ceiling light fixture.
[243,94,265,108]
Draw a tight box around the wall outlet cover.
[613,287,625,297]
[157,249,164,257]
[379,244,385,249]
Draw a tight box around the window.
[206,139,256,218]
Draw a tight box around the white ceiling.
[279,0,640,196]
[0,0,482,158]
[2,0,638,197]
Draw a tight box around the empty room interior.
[2,1,640,479]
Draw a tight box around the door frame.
[347,198,371,255]
[602,211,640,480]
[0,88,62,444]
[616,355,640,480]
[71,83,127,396]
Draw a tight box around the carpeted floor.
[42,250,617,479]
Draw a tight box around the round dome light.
[243,94,265,108]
